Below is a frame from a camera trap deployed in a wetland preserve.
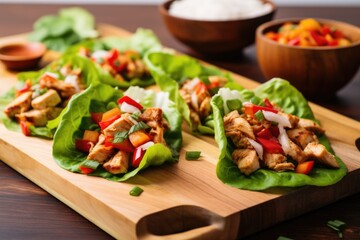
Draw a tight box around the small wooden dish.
[256,18,360,99]
[160,0,276,56]
[0,42,46,71]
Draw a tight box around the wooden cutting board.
[0,24,359,240]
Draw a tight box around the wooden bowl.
[256,18,360,99]
[0,42,46,71]
[160,0,276,56]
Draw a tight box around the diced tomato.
[75,139,94,153]
[244,104,278,116]
[105,136,135,152]
[256,128,273,139]
[256,137,283,154]
[117,96,143,111]
[206,79,220,90]
[16,80,32,97]
[83,130,100,143]
[194,81,207,94]
[128,130,152,148]
[102,108,122,121]
[79,165,95,174]
[269,126,280,138]
[132,147,145,168]
[328,39,339,46]
[107,49,119,62]
[20,120,32,136]
[310,30,328,46]
[295,161,315,175]
[99,114,121,130]
[263,98,274,109]
[91,112,103,124]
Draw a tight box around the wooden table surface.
[0,3,359,240]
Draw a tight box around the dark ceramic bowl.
[160,0,276,56]
[0,42,46,71]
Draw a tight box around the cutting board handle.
[136,205,229,240]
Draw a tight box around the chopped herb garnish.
[130,112,140,121]
[255,110,265,121]
[129,186,143,196]
[129,121,149,135]
[81,160,100,169]
[113,131,128,143]
[226,99,242,112]
[185,151,201,160]
[327,219,346,238]
[250,96,262,105]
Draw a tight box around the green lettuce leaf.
[211,78,347,191]
[52,84,182,181]
[144,52,239,134]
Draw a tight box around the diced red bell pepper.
[263,98,274,109]
[20,120,32,136]
[288,37,300,46]
[128,130,152,148]
[244,104,278,116]
[99,114,121,130]
[132,147,145,168]
[269,126,280,138]
[256,137,284,154]
[105,136,135,152]
[295,161,315,175]
[16,80,32,97]
[90,112,103,124]
[310,30,328,46]
[107,49,119,62]
[117,96,143,111]
[331,29,343,39]
[206,79,220,90]
[75,139,95,153]
[79,165,95,174]
[194,81,207,94]
[256,128,273,139]
[328,39,339,46]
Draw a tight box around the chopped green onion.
[81,160,100,169]
[185,151,201,160]
[250,96,262,105]
[327,219,346,239]
[277,236,293,240]
[255,110,265,121]
[226,99,242,112]
[129,186,143,196]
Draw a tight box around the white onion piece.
[278,126,291,153]
[218,88,242,114]
[247,137,263,160]
[120,102,141,114]
[191,91,198,111]
[188,78,201,89]
[43,71,59,79]
[138,141,154,150]
[262,110,291,128]
[127,115,138,125]
[64,75,80,92]
[91,50,108,61]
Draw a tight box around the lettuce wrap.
[64,28,162,88]
[52,84,182,181]
[211,78,347,190]
[144,52,238,134]
[0,54,99,138]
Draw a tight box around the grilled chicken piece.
[298,118,325,135]
[150,126,166,145]
[287,128,319,149]
[3,91,32,118]
[199,97,211,120]
[15,107,63,126]
[224,110,255,139]
[31,89,61,110]
[87,134,115,164]
[39,74,77,98]
[284,139,308,163]
[304,142,339,168]
[127,59,148,79]
[208,75,227,87]
[263,152,292,171]
[273,162,295,172]
[232,149,260,175]
[140,108,163,123]
[278,111,299,128]
[103,113,134,137]
[103,150,129,174]
[228,134,252,149]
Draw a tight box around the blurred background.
[0,0,359,5]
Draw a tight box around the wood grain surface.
[1,24,360,240]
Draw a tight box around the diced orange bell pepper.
[20,120,32,136]
[128,130,152,148]
[83,130,100,143]
[102,107,122,121]
[295,161,315,175]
